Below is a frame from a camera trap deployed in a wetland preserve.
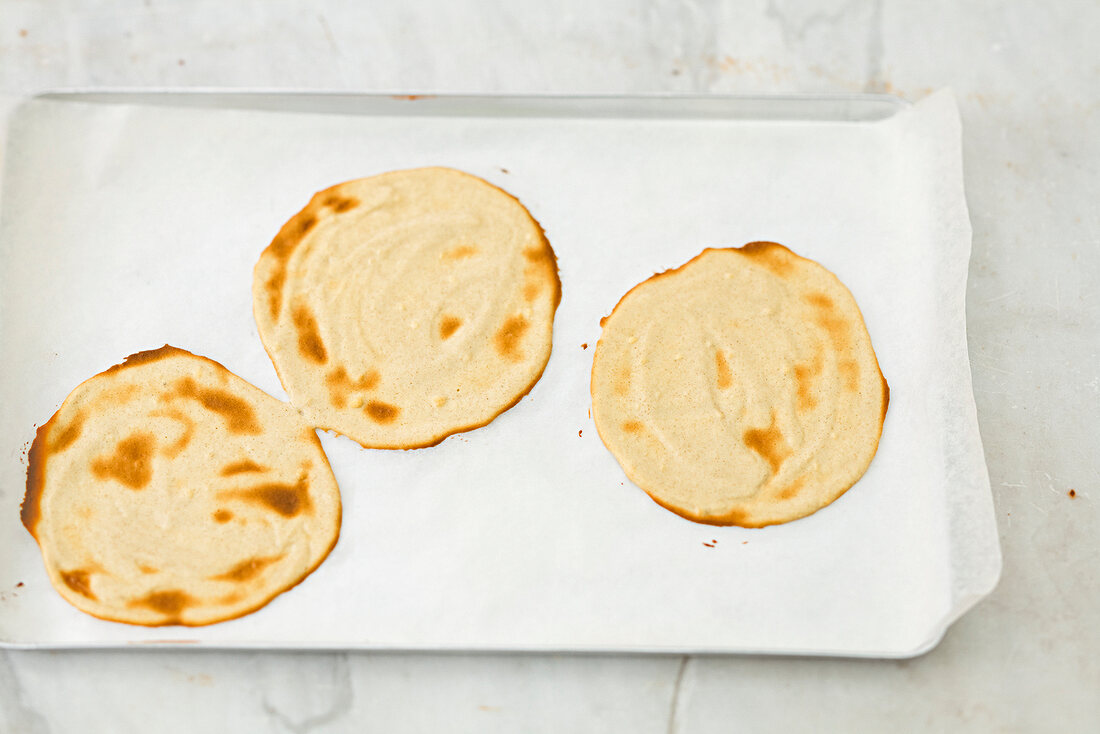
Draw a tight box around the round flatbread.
[591,242,888,527]
[253,167,560,449]
[22,346,341,626]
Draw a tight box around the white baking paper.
[0,90,1000,655]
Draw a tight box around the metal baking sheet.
[0,91,1000,655]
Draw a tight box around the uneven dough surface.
[23,346,341,626]
[253,167,560,449]
[591,243,888,527]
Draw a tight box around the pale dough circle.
[591,243,888,527]
[23,346,342,626]
[253,167,560,449]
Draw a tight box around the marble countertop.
[1,1,1096,731]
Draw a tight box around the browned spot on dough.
[739,241,794,277]
[60,569,96,600]
[523,246,553,264]
[292,304,328,364]
[443,244,479,260]
[522,245,556,303]
[715,351,732,389]
[130,589,194,619]
[358,369,380,390]
[716,508,749,526]
[581,343,588,350]
[793,349,824,413]
[223,473,312,518]
[325,367,380,408]
[23,422,52,535]
[102,345,191,375]
[322,194,360,213]
[777,477,807,501]
[268,213,318,265]
[138,564,158,574]
[264,210,318,319]
[103,384,140,404]
[648,487,755,527]
[213,509,233,523]
[91,432,156,489]
[494,315,529,362]
[219,592,243,605]
[366,401,400,424]
[881,374,890,424]
[622,421,643,433]
[793,365,817,412]
[439,315,462,340]
[613,367,630,396]
[742,412,791,475]
[804,292,851,350]
[210,554,284,583]
[265,269,286,318]
[49,411,85,453]
[173,378,261,434]
[220,459,265,476]
[815,312,849,349]
[804,293,833,310]
[151,408,195,458]
[839,359,859,391]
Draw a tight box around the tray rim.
[27,88,910,122]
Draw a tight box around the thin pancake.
[23,346,342,626]
[591,243,888,527]
[253,167,560,449]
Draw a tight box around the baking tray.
[0,91,1001,655]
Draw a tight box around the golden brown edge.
[252,167,563,451]
[589,241,890,528]
[22,345,343,627]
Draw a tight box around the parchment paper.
[0,90,1000,655]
